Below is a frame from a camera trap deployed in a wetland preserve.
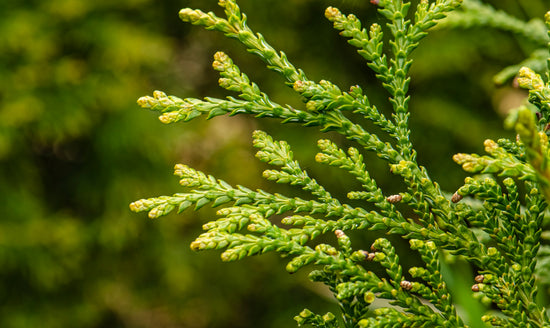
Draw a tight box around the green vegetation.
[132,0,550,327]
[3,0,550,327]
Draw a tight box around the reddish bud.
[361,250,376,261]
[386,194,402,203]
[400,280,413,291]
[451,192,463,203]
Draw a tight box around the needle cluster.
[131,1,550,327]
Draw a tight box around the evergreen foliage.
[132,0,550,327]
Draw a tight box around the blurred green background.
[1,0,548,327]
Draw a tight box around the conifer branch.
[132,1,550,327]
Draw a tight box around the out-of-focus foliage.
[2,0,550,327]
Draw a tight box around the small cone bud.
[386,194,402,203]
[400,280,413,291]
[451,192,463,203]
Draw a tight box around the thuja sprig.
[447,10,550,328]
[408,239,463,327]
[132,0,550,327]
[139,1,465,236]
[179,0,306,83]
[453,139,537,181]
[253,130,337,205]
[452,149,549,326]
[325,0,461,160]
[508,68,550,201]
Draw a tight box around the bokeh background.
[1,0,548,327]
